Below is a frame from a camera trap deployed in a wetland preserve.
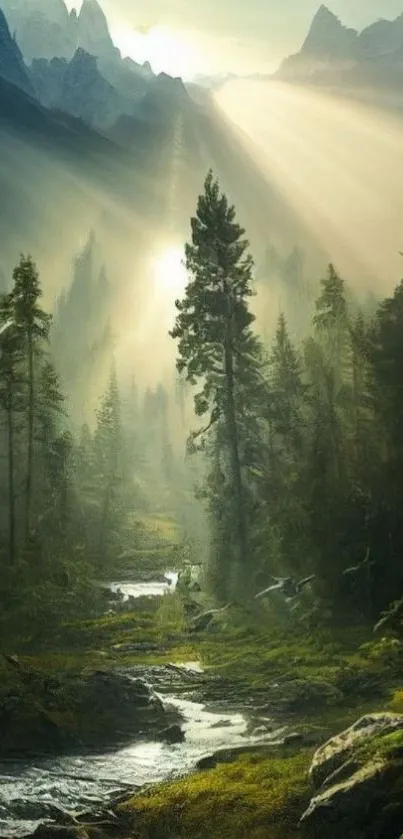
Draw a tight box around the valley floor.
[2,592,403,839]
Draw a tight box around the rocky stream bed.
[2,579,403,839]
[0,579,288,837]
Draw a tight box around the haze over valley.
[3,6,403,839]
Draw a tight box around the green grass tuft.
[119,750,313,839]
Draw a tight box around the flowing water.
[0,686,283,837]
[0,578,280,837]
[109,572,178,600]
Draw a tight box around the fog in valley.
[3,4,403,839]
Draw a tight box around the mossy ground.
[119,749,313,839]
[3,521,403,839]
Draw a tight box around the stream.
[0,577,280,837]
[109,572,179,601]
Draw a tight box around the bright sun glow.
[215,79,403,286]
[153,246,187,297]
[111,24,201,79]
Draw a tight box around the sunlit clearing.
[111,25,201,79]
[215,80,403,287]
[153,245,187,298]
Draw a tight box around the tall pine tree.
[171,171,262,589]
[10,256,51,541]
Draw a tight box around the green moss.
[119,750,313,839]
[356,728,403,764]
[390,689,403,714]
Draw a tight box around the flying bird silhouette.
[255,575,315,601]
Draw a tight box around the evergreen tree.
[270,313,305,449]
[94,362,123,564]
[0,296,23,564]
[36,361,67,531]
[10,256,51,541]
[314,264,349,389]
[171,171,262,588]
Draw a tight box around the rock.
[33,827,89,839]
[283,732,304,747]
[0,668,181,757]
[251,725,270,737]
[301,712,403,839]
[160,724,185,744]
[0,698,71,756]
[309,712,403,788]
[197,743,274,771]
[8,801,76,823]
[270,678,344,714]
[210,719,232,729]
[79,671,165,722]
[301,758,403,838]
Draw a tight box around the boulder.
[160,724,185,744]
[0,668,181,756]
[301,712,403,838]
[197,743,276,771]
[81,670,163,714]
[270,678,344,714]
[0,698,71,756]
[74,670,170,741]
[33,827,89,839]
[302,758,403,837]
[309,712,403,788]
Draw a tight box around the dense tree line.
[0,256,191,640]
[4,174,403,638]
[171,171,403,622]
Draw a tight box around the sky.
[66,1,403,78]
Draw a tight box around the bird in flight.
[255,575,315,602]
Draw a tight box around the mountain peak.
[78,0,116,59]
[314,5,338,21]
[301,3,358,58]
[78,0,109,30]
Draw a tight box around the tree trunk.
[98,484,112,565]
[7,390,15,564]
[223,316,247,572]
[25,328,34,541]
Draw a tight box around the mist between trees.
[1,170,403,641]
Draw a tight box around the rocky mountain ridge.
[276,4,403,89]
[0,0,190,134]
[0,4,33,95]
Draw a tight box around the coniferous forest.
[2,171,403,839]
[3,2,403,839]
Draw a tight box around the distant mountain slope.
[275,4,403,90]
[1,0,116,61]
[0,68,137,282]
[1,0,156,86]
[1,0,172,131]
[0,71,116,153]
[0,5,33,95]
[31,49,143,130]
[1,0,75,60]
